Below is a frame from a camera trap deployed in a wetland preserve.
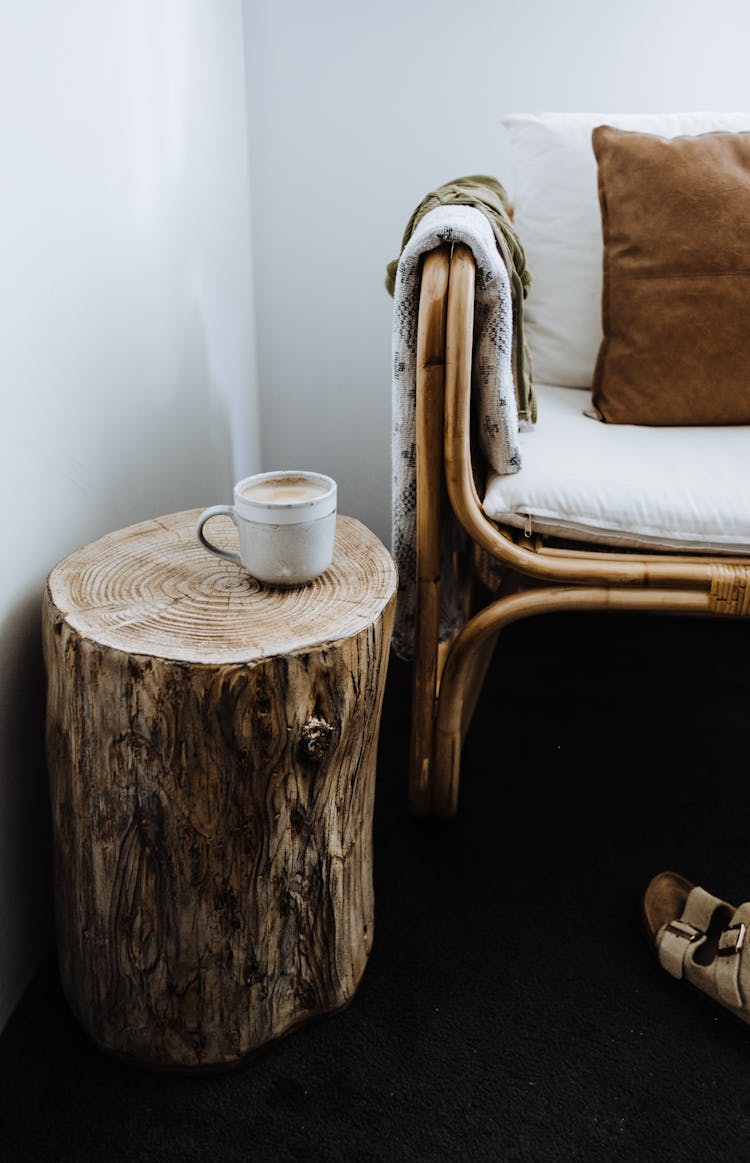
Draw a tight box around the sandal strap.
[715,903,750,1009]
[656,886,728,979]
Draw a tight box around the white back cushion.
[502,112,750,388]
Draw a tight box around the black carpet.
[3,610,750,1162]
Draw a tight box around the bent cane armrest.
[442,245,742,593]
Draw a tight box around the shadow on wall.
[1,309,240,1026]
[73,303,238,532]
[0,591,54,1013]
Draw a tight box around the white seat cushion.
[482,384,750,554]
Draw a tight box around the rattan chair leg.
[431,586,710,819]
[409,247,450,816]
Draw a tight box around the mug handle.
[195,506,242,565]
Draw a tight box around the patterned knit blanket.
[390,204,521,660]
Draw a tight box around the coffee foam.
[239,475,331,505]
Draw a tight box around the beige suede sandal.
[642,870,750,1028]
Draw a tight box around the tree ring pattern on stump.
[47,511,397,664]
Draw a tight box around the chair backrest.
[501,111,750,391]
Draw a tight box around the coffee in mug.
[196,470,337,586]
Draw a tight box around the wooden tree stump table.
[42,510,397,1073]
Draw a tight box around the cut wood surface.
[43,511,397,1072]
[47,509,397,663]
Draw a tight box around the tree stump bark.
[42,510,397,1073]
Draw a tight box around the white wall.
[5,0,750,1035]
[243,0,750,546]
[0,1,260,1030]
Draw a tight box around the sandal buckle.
[665,920,702,942]
[718,922,747,957]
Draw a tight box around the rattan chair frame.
[410,243,750,818]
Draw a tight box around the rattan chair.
[409,241,750,820]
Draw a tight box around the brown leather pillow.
[591,124,750,425]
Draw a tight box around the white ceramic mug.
[196,470,337,586]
